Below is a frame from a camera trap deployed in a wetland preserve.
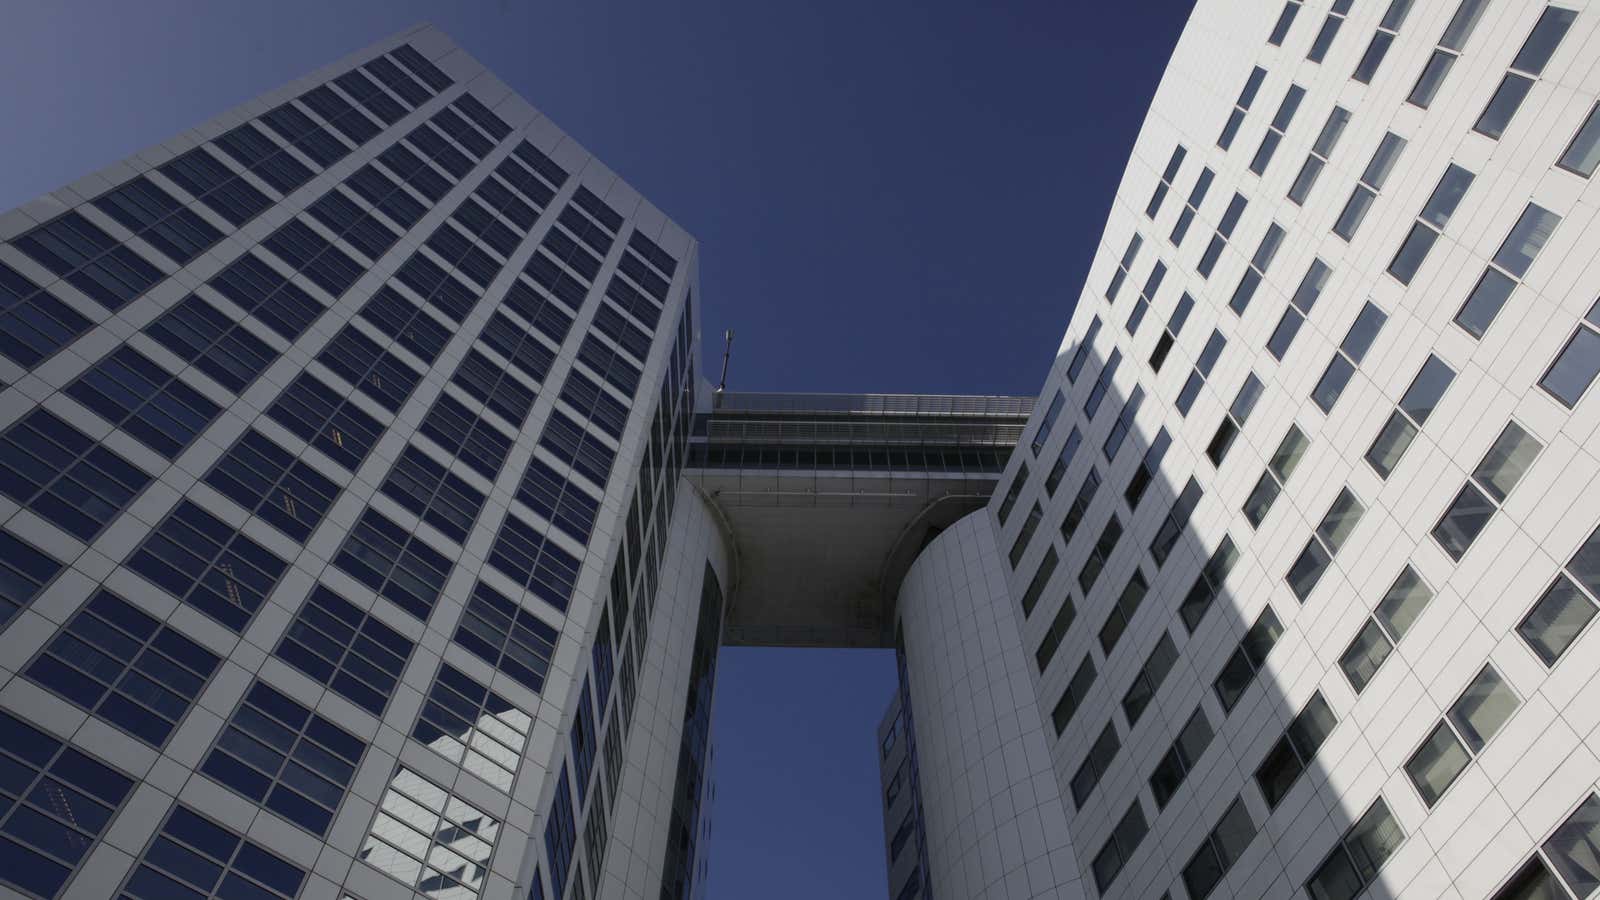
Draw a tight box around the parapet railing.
[703,418,1026,447]
[711,392,1036,418]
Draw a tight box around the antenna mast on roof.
[715,329,734,393]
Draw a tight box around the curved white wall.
[596,482,732,900]
[896,510,1087,900]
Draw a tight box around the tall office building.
[4,3,1600,900]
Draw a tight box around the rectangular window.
[1474,7,1577,138]
[1406,665,1519,806]
[205,428,337,544]
[1540,304,1600,407]
[454,580,561,693]
[0,529,64,628]
[24,588,219,746]
[1228,223,1284,314]
[1313,302,1388,413]
[1559,101,1600,177]
[1256,692,1338,808]
[1084,349,1123,419]
[1150,479,1203,567]
[364,765,500,899]
[1071,721,1121,808]
[1183,797,1257,900]
[1093,801,1149,892]
[1206,373,1263,466]
[1250,86,1305,176]
[127,500,287,632]
[1310,0,1354,62]
[120,804,304,899]
[1078,514,1123,593]
[1122,631,1178,726]
[1102,387,1145,461]
[1065,317,1103,383]
[13,210,165,312]
[1019,547,1058,619]
[0,709,135,897]
[267,371,385,472]
[1289,107,1351,205]
[159,144,272,226]
[1172,169,1213,246]
[1060,467,1102,547]
[486,510,582,613]
[997,461,1028,524]
[1179,537,1239,632]
[1519,562,1599,667]
[1051,656,1097,735]
[420,393,513,481]
[1433,422,1542,559]
[0,260,92,368]
[381,445,488,544]
[1218,67,1267,150]
[0,407,152,542]
[200,679,364,835]
[1033,391,1064,455]
[1198,193,1247,277]
[1123,428,1171,510]
[1107,234,1142,302]
[1213,604,1284,712]
[1243,425,1308,527]
[209,251,325,341]
[65,346,222,459]
[275,584,413,716]
[1269,1,1301,45]
[1333,133,1405,240]
[1034,591,1078,673]
[1147,146,1185,218]
[1149,706,1214,809]
[334,506,453,620]
[1010,502,1044,568]
[1306,799,1405,900]
[1457,204,1561,338]
[1044,428,1082,496]
[1099,568,1149,655]
[1367,354,1455,477]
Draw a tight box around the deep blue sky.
[0,1,1193,896]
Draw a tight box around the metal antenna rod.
[715,329,735,393]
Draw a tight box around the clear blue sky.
[0,1,1192,895]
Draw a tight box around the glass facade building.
[4,5,1600,900]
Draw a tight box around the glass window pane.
[1362,134,1407,189]
[1243,473,1282,528]
[1544,793,1600,897]
[1346,799,1405,881]
[1317,489,1364,553]
[1540,326,1600,408]
[1339,619,1394,692]
[1510,7,1577,76]
[1288,538,1333,601]
[1559,102,1600,177]
[1491,857,1566,900]
[1475,73,1535,139]
[1334,186,1376,240]
[1439,0,1490,51]
[1307,846,1363,900]
[1575,527,1600,599]
[1448,666,1519,752]
[1408,50,1455,109]
[1314,107,1352,157]
[1290,156,1325,204]
[1214,798,1257,863]
[1518,574,1598,666]
[1388,223,1439,285]
[1455,267,1517,338]
[1342,303,1388,362]
[1366,411,1418,478]
[1377,567,1433,640]
[1432,482,1495,560]
[1473,421,1541,503]
[1271,426,1310,481]
[1400,355,1456,424]
[1405,720,1471,806]
[1312,355,1356,413]
[1494,204,1561,278]
[1421,164,1475,228]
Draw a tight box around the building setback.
[3,2,1600,900]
